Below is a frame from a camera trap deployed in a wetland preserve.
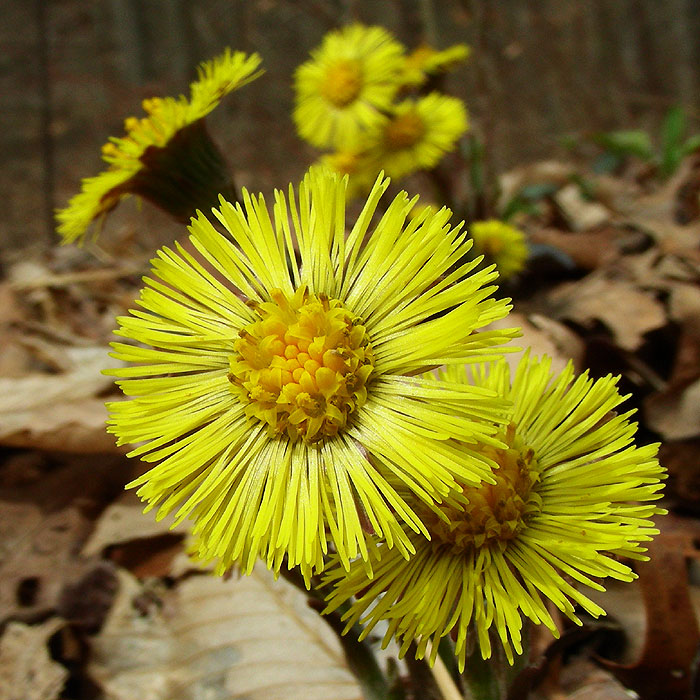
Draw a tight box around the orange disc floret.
[423,423,542,554]
[228,285,374,442]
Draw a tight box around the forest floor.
[1,153,699,700]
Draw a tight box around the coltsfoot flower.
[364,93,468,179]
[469,219,529,280]
[56,49,263,243]
[106,169,519,581]
[293,25,405,150]
[324,353,666,668]
[401,43,471,87]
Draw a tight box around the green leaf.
[501,196,542,222]
[592,130,654,160]
[681,133,700,157]
[519,183,559,200]
[593,150,623,174]
[660,105,687,177]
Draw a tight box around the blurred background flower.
[56,49,262,243]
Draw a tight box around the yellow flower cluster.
[107,169,665,670]
[61,32,665,677]
[293,25,470,195]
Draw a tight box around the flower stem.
[462,650,502,700]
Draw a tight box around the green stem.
[462,649,502,700]
[405,642,442,700]
[462,625,532,700]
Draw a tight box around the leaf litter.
[1,152,700,699]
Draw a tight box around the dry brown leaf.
[0,345,119,452]
[669,283,700,340]
[497,160,574,212]
[0,501,90,622]
[89,568,362,700]
[614,161,700,261]
[490,313,583,375]
[529,228,620,270]
[554,184,610,232]
[563,668,634,700]
[549,273,666,350]
[596,531,700,700]
[82,496,186,578]
[82,498,180,557]
[0,619,67,700]
[644,377,700,440]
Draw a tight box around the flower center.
[424,425,541,553]
[384,111,425,150]
[320,59,364,107]
[481,235,505,257]
[229,286,374,443]
[328,151,361,175]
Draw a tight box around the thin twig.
[426,641,464,700]
[10,265,144,290]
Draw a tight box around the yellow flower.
[56,49,263,244]
[469,219,529,279]
[324,353,665,669]
[401,43,471,86]
[365,93,468,179]
[293,25,405,150]
[106,170,518,582]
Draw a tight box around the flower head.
[324,353,665,669]
[106,170,518,581]
[56,49,263,244]
[293,25,405,150]
[365,93,468,179]
[401,43,471,87]
[469,219,529,280]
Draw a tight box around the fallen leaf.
[89,568,363,700]
[645,377,700,440]
[0,453,127,622]
[661,439,700,513]
[0,345,119,452]
[0,619,67,700]
[615,161,700,261]
[490,313,583,374]
[0,502,89,622]
[498,160,574,212]
[82,498,180,558]
[549,273,666,350]
[554,184,611,232]
[596,530,700,700]
[563,665,634,700]
[57,563,120,634]
[669,283,700,340]
[529,228,619,270]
